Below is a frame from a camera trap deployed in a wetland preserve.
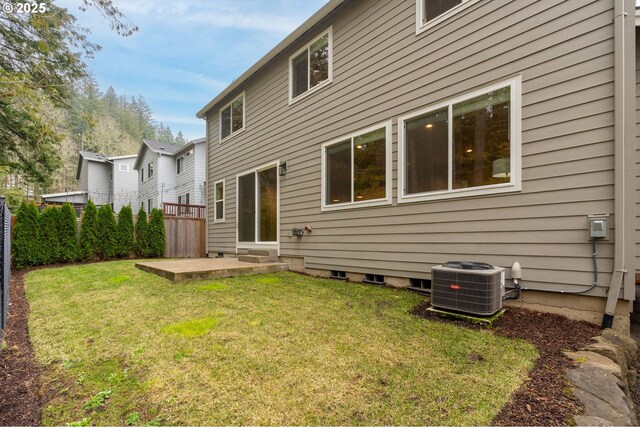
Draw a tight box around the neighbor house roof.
[76,150,109,180]
[108,154,137,161]
[196,0,346,118]
[174,137,206,157]
[41,190,87,199]
[133,139,184,170]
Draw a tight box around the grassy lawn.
[25,261,537,426]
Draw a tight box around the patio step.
[238,255,275,263]
[239,249,278,263]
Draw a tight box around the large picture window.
[399,79,521,202]
[290,28,332,102]
[220,93,244,141]
[322,122,392,211]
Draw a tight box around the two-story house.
[75,150,139,212]
[198,0,638,330]
[133,138,206,213]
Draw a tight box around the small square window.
[220,93,244,142]
[118,163,129,172]
[417,0,481,33]
[289,28,332,102]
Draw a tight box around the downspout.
[602,0,631,329]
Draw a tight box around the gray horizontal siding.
[207,0,618,294]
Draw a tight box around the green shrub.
[147,208,166,258]
[79,200,98,261]
[96,205,117,259]
[40,206,61,264]
[12,201,43,268]
[116,205,134,258]
[59,203,80,263]
[134,207,149,257]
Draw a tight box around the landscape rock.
[583,337,628,380]
[567,366,636,426]
[573,415,615,426]
[564,350,623,381]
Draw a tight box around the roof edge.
[196,0,346,118]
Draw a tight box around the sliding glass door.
[238,165,278,243]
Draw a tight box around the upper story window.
[289,28,332,103]
[398,77,521,203]
[321,122,392,211]
[177,156,184,174]
[140,168,144,183]
[220,93,244,142]
[416,0,481,34]
[148,161,154,178]
[118,163,129,172]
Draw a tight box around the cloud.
[116,0,307,33]
[154,114,204,126]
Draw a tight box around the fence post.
[0,197,11,343]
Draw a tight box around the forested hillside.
[52,77,187,193]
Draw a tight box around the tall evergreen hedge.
[116,205,134,257]
[134,207,149,257]
[59,203,80,263]
[96,204,117,259]
[147,208,166,258]
[40,206,61,264]
[12,201,42,268]
[79,200,98,261]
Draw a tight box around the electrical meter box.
[588,215,609,239]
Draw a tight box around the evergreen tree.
[59,203,80,263]
[147,208,166,258]
[116,205,134,257]
[12,201,42,268]
[175,131,187,145]
[134,207,149,257]
[79,200,98,261]
[40,206,61,264]
[96,204,118,259]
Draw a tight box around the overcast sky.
[55,0,327,141]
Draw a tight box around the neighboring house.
[133,138,206,213]
[76,151,139,212]
[197,0,638,330]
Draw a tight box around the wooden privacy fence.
[164,216,206,258]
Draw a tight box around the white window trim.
[415,0,482,35]
[235,160,280,254]
[398,76,522,204]
[321,121,393,212]
[176,156,184,175]
[148,161,154,178]
[219,92,246,144]
[288,26,333,105]
[118,163,129,172]
[214,179,225,223]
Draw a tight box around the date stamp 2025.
[2,2,48,14]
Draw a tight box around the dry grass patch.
[25,261,537,425]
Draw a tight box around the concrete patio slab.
[135,258,289,281]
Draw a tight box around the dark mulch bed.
[0,268,46,426]
[411,301,601,426]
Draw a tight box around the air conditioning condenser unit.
[431,261,505,316]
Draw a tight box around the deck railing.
[162,202,206,219]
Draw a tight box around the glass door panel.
[258,166,277,242]
[238,173,255,242]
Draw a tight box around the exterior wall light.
[279,161,288,176]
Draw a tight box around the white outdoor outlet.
[588,214,609,239]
